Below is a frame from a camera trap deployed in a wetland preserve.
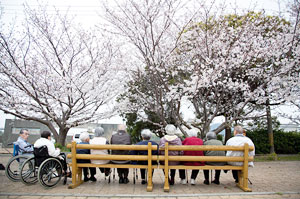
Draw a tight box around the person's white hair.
[79,132,90,142]
[141,129,152,140]
[188,128,198,137]
[95,127,104,137]
[165,124,177,135]
[234,125,244,134]
[206,131,217,140]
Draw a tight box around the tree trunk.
[266,99,275,154]
[57,128,70,146]
[225,125,232,144]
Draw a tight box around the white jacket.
[226,134,255,167]
[90,137,110,164]
[34,137,61,157]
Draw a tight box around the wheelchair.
[20,145,69,188]
[5,143,33,182]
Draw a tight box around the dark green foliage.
[246,129,300,154]
[125,112,163,144]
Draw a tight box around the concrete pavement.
[0,153,300,198]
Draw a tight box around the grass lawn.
[255,154,300,162]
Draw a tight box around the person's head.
[165,124,177,136]
[141,129,152,140]
[41,131,51,140]
[94,127,104,137]
[234,125,244,136]
[206,131,217,140]
[187,128,198,137]
[118,124,126,131]
[79,132,90,142]
[19,129,29,140]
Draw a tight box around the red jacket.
[182,137,205,166]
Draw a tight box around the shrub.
[246,129,300,154]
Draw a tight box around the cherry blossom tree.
[102,0,299,139]
[0,5,125,145]
[175,11,300,139]
[102,0,199,137]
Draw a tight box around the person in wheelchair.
[34,131,69,176]
[77,132,97,182]
[15,129,34,155]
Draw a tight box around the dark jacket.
[111,130,131,164]
[130,140,159,165]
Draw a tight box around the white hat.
[165,124,177,135]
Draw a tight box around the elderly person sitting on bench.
[90,127,111,178]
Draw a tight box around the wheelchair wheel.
[5,155,31,182]
[20,157,38,185]
[38,158,63,188]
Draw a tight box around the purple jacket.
[159,135,183,165]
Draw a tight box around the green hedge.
[246,129,300,154]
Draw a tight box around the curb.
[1,191,300,198]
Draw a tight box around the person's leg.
[117,168,124,183]
[232,170,238,183]
[83,168,89,182]
[203,170,209,185]
[190,170,199,185]
[89,167,97,181]
[179,169,186,184]
[191,170,199,179]
[123,168,129,184]
[140,169,146,184]
[170,169,176,185]
[212,170,221,184]
[179,169,186,179]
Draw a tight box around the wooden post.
[237,143,251,192]
[163,142,169,192]
[68,141,83,189]
[147,142,153,192]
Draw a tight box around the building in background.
[1,119,120,147]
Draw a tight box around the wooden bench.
[159,142,254,192]
[67,141,158,191]
[67,141,254,192]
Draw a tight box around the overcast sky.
[0,0,292,128]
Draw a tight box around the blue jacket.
[76,141,90,163]
[130,140,159,165]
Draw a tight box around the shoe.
[203,179,209,185]
[212,180,220,185]
[235,179,239,183]
[180,179,187,185]
[141,179,146,184]
[90,176,97,182]
[190,179,195,185]
[123,178,129,184]
[84,177,89,182]
[65,171,72,178]
[119,177,124,184]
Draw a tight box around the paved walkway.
[0,152,300,199]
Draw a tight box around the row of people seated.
[77,125,255,186]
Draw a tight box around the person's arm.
[17,139,33,153]
[47,140,61,157]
